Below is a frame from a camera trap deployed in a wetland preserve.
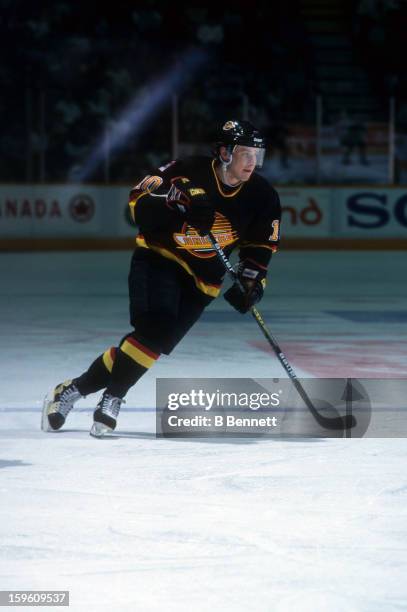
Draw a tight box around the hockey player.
[42,119,281,437]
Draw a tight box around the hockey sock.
[74,348,116,396]
[105,337,160,398]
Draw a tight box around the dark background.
[2,0,407,183]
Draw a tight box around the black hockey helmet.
[214,120,266,167]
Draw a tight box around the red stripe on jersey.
[126,337,160,360]
[245,257,268,271]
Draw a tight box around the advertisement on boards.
[0,185,103,237]
[335,189,407,237]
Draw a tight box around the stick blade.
[317,413,357,431]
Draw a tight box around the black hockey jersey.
[129,156,281,297]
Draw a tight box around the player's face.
[228,146,258,183]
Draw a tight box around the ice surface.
[0,250,406,611]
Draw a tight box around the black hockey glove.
[224,261,267,314]
[166,177,215,236]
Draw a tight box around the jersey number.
[269,220,280,242]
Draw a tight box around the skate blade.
[41,394,53,432]
[90,422,113,438]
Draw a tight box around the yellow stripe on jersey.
[128,175,164,222]
[241,242,278,252]
[121,337,159,369]
[129,191,149,223]
[135,236,221,297]
[211,160,243,198]
[102,347,116,373]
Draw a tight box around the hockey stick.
[207,232,356,431]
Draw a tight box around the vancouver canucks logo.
[173,212,238,259]
[223,120,237,131]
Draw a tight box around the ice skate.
[90,392,124,438]
[42,380,82,432]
